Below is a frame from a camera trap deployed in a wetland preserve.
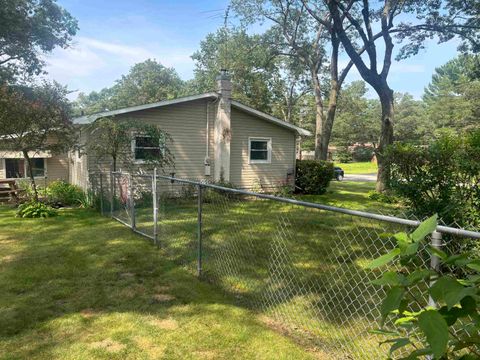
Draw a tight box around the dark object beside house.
[334,167,344,181]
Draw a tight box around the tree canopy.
[75,59,185,116]
[0,81,75,199]
[424,54,480,134]
[0,0,78,82]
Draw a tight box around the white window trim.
[248,137,272,164]
[2,158,48,179]
[131,135,165,164]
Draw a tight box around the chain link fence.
[88,170,480,359]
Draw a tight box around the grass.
[127,180,406,359]
[336,162,378,174]
[0,207,316,359]
[1,181,406,359]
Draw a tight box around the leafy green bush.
[16,201,57,218]
[295,160,334,195]
[334,147,353,163]
[352,145,374,162]
[367,190,399,204]
[385,131,480,229]
[46,181,84,206]
[369,215,480,359]
[16,179,47,199]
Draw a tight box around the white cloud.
[77,37,155,63]
[42,36,196,98]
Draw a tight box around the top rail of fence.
[152,174,480,240]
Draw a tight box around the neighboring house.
[71,71,310,191]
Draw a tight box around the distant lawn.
[0,207,314,360]
[336,162,378,174]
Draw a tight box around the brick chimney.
[214,69,232,181]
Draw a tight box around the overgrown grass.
[336,162,378,174]
[0,207,315,359]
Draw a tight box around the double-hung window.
[249,137,272,164]
[132,135,163,162]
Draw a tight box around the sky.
[45,0,462,100]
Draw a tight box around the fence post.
[153,168,159,248]
[99,172,104,216]
[110,171,114,218]
[197,184,203,277]
[428,230,443,308]
[129,173,136,230]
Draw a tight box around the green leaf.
[467,260,480,272]
[460,296,477,315]
[438,305,462,326]
[417,310,449,359]
[394,316,416,326]
[407,269,435,285]
[384,337,411,355]
[369,329,400,336]
[403,242,419,256]
[411,214,438,242]
[371,271,405,286]
[394,232,411,250]
[381,287,405,324]
[429,276,474,309]
[368,248,401,269]
[429,246,448,261]
[445,253,471,266]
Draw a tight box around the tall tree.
[191,27,278,113]
[0,82,75,200]
[0,0,78,82]
[75,60,185,115]
[332,81,380,147]
[324,0,480,191]
[234,0,355,161]
[424,54,480,135]
[394,93,427,144]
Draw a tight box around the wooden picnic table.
[0,179,24,202]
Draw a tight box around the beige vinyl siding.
[230,107,296,190]
[46,154,69,183]
[0,159,4,179]
[85,99,215,181]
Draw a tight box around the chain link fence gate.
[89,170,480,359]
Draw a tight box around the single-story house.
[0,71,310,191]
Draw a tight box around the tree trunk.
[23,151,39,202]
[312,71,326,160]
[375,85,394,192]
[323,82,339,161]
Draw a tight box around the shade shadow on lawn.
[0,207,315,360]
[130,182,407,359]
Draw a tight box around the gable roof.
[73,92,311,136]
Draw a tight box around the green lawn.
[128,180,406,359]
[1,182,406,359]
[336,162,378,174]
[0,207,316,359]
